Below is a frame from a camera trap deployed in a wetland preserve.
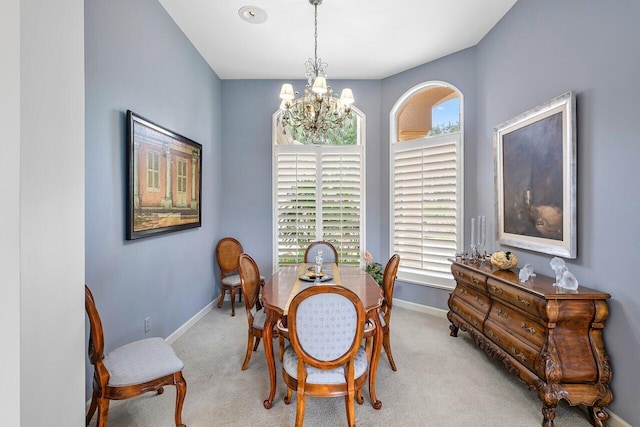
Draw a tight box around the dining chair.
[85,285,187,427]
[303,241,339,264]
[215,237,243,316]
[365,254,400,371]
[277,285,368,427]
[238,253,284,369]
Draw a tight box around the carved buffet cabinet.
[447,260,612,427]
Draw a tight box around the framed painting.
[494,91,576,258]
[126,110,202,240]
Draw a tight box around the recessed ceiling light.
[238,6,268,24]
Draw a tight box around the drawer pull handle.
[489,285,503,294]
[496,308,509,319]
[511,346,527,363]
[458,288,468,296]
[475,296,485,307]
[515,295,531,307]
[471,318,479,328]
[456,271,463,277]
[472,277,480,285]
[488,330,501,344]
[520,322,536,335]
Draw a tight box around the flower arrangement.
[364,251,383,286]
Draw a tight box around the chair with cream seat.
[85,285,187,427]
[303,241,339,264]
[277,285,368,427]
[216,237,265,316]
[238,253,283,369]
[365,254,400,370]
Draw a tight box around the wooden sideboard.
[447,260,613,427]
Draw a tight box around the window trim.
[389,81,464,289]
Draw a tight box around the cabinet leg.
[541,404,556,427]
[588,406,608,427]
[449,323,459,337]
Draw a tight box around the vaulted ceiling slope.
[159,0,517,80]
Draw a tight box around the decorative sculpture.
[518,263,536,283]
[549,256,579,290]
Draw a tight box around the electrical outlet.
[144,317,151,333]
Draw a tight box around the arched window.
[273,108,365,267]
[390,81,463,288]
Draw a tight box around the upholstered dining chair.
[303,240,339,264]
[277,285,368,427]
[238,253,284,369]
[217,237,264,317]
[365,254,400,371]
[85,285,187,427]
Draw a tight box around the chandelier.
[278,0,354,145]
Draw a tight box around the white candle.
[471,217,476,247]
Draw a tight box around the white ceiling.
[158,0,517,80]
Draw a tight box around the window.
[273,110,365,267]
[146,150,160,191]
[390,82,463,289]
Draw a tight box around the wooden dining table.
[260,263,385,410]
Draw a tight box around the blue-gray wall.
[374,0,638,422]
[84,0,221,398]
[220,79,382,276]
[475,1,639,423]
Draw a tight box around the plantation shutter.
[320,147,362,265]
[275,150,317,265]
[274,144,364,267]
[392,135,459,287]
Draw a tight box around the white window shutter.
[392,137,460,287]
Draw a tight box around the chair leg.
[284,386,292,405]
[279,335,285,363]
[295,391,306,427]
[383,330,397,371]
[96,397,110,427]
[174,371,187,427]
[345,390,356,427]
[356,388,364,405]
[230,288,236,316]
[217,286,226,308]
[86,389,99,426]
[253,336,261,351]
[242,334,255,370]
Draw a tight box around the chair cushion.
[221,274,241,286]
[283,345,367,384]
[103,337,184,386]
[222,274,265,286]
[252,309,267,330]
[365,311,386,330]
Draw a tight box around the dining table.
[260,262,385,410]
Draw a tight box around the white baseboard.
[393,298,448,317]
[393,299,630,427]
[165,299,216,345]
[607,410,632,427]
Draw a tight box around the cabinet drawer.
[451,264,487,293]
[487,278,545,318]
[485,319,540,372]
[453,283,491,314]
[488,301,546,349]
[449,297,485,331]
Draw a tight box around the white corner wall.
[0,0,21,424]
[17,0,85,425]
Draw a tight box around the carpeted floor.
[89,303,593,426]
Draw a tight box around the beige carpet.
[89,303,593,426]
